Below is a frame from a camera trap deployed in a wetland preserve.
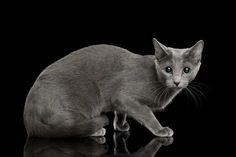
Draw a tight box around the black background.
[6,2,234,156]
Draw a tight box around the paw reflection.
[113,131,131,155]
[113,131,173,157]
[24,132,173,157]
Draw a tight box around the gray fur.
[24,38,204,137]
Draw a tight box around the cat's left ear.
[188,40,204,63]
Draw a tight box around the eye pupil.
[165,67,172,73]
[183,67,191,73]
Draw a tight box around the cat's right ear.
[152,38,168,61]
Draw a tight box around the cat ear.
[188,40,204,63]
[152,38,169,61]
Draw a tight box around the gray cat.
[24,38,204,137]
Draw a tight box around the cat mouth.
[169,86,183,90]
[165,86,182,91]
[175,86,183,89]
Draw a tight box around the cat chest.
[127,88,177,111]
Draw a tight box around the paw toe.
[156,127,174,137]
[116,122,130,132]
[91,128,106,136]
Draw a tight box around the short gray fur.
[24,38,204,137]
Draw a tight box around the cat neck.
[154,87,182,110]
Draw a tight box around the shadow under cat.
[24,132,173,157]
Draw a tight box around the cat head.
[153,38,204,89]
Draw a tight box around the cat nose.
[174,81,180,86]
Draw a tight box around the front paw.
[155,127,174,137]
[115,122,130,132]
[154,137,174,146]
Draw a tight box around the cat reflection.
[24,132,173,157]
[112,132,173,157]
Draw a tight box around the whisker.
[188,86,203,107]
[146,85,165,107]
[153,87,164,103]
[189,85,207,100]
[191,82,210,91]
[183,88,191,105]
[157,87,168,105]
[157,89,163,104]
[191,82,208,86]
[150,85,165,96]
[185,87,199,108]
[163,88,169,105]
[154,87,166,104]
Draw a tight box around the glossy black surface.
[19,110,225,156]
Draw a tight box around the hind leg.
[76,115,109,137]
[35,114,109,138]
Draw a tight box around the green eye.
[183,67,191,73]
[165,67,172,73]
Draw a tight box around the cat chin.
[166,86,182,90]
[177,87,185,90]
[175,86,184,89]
[169,86,183,91]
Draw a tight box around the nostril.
[174,81,180,86]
